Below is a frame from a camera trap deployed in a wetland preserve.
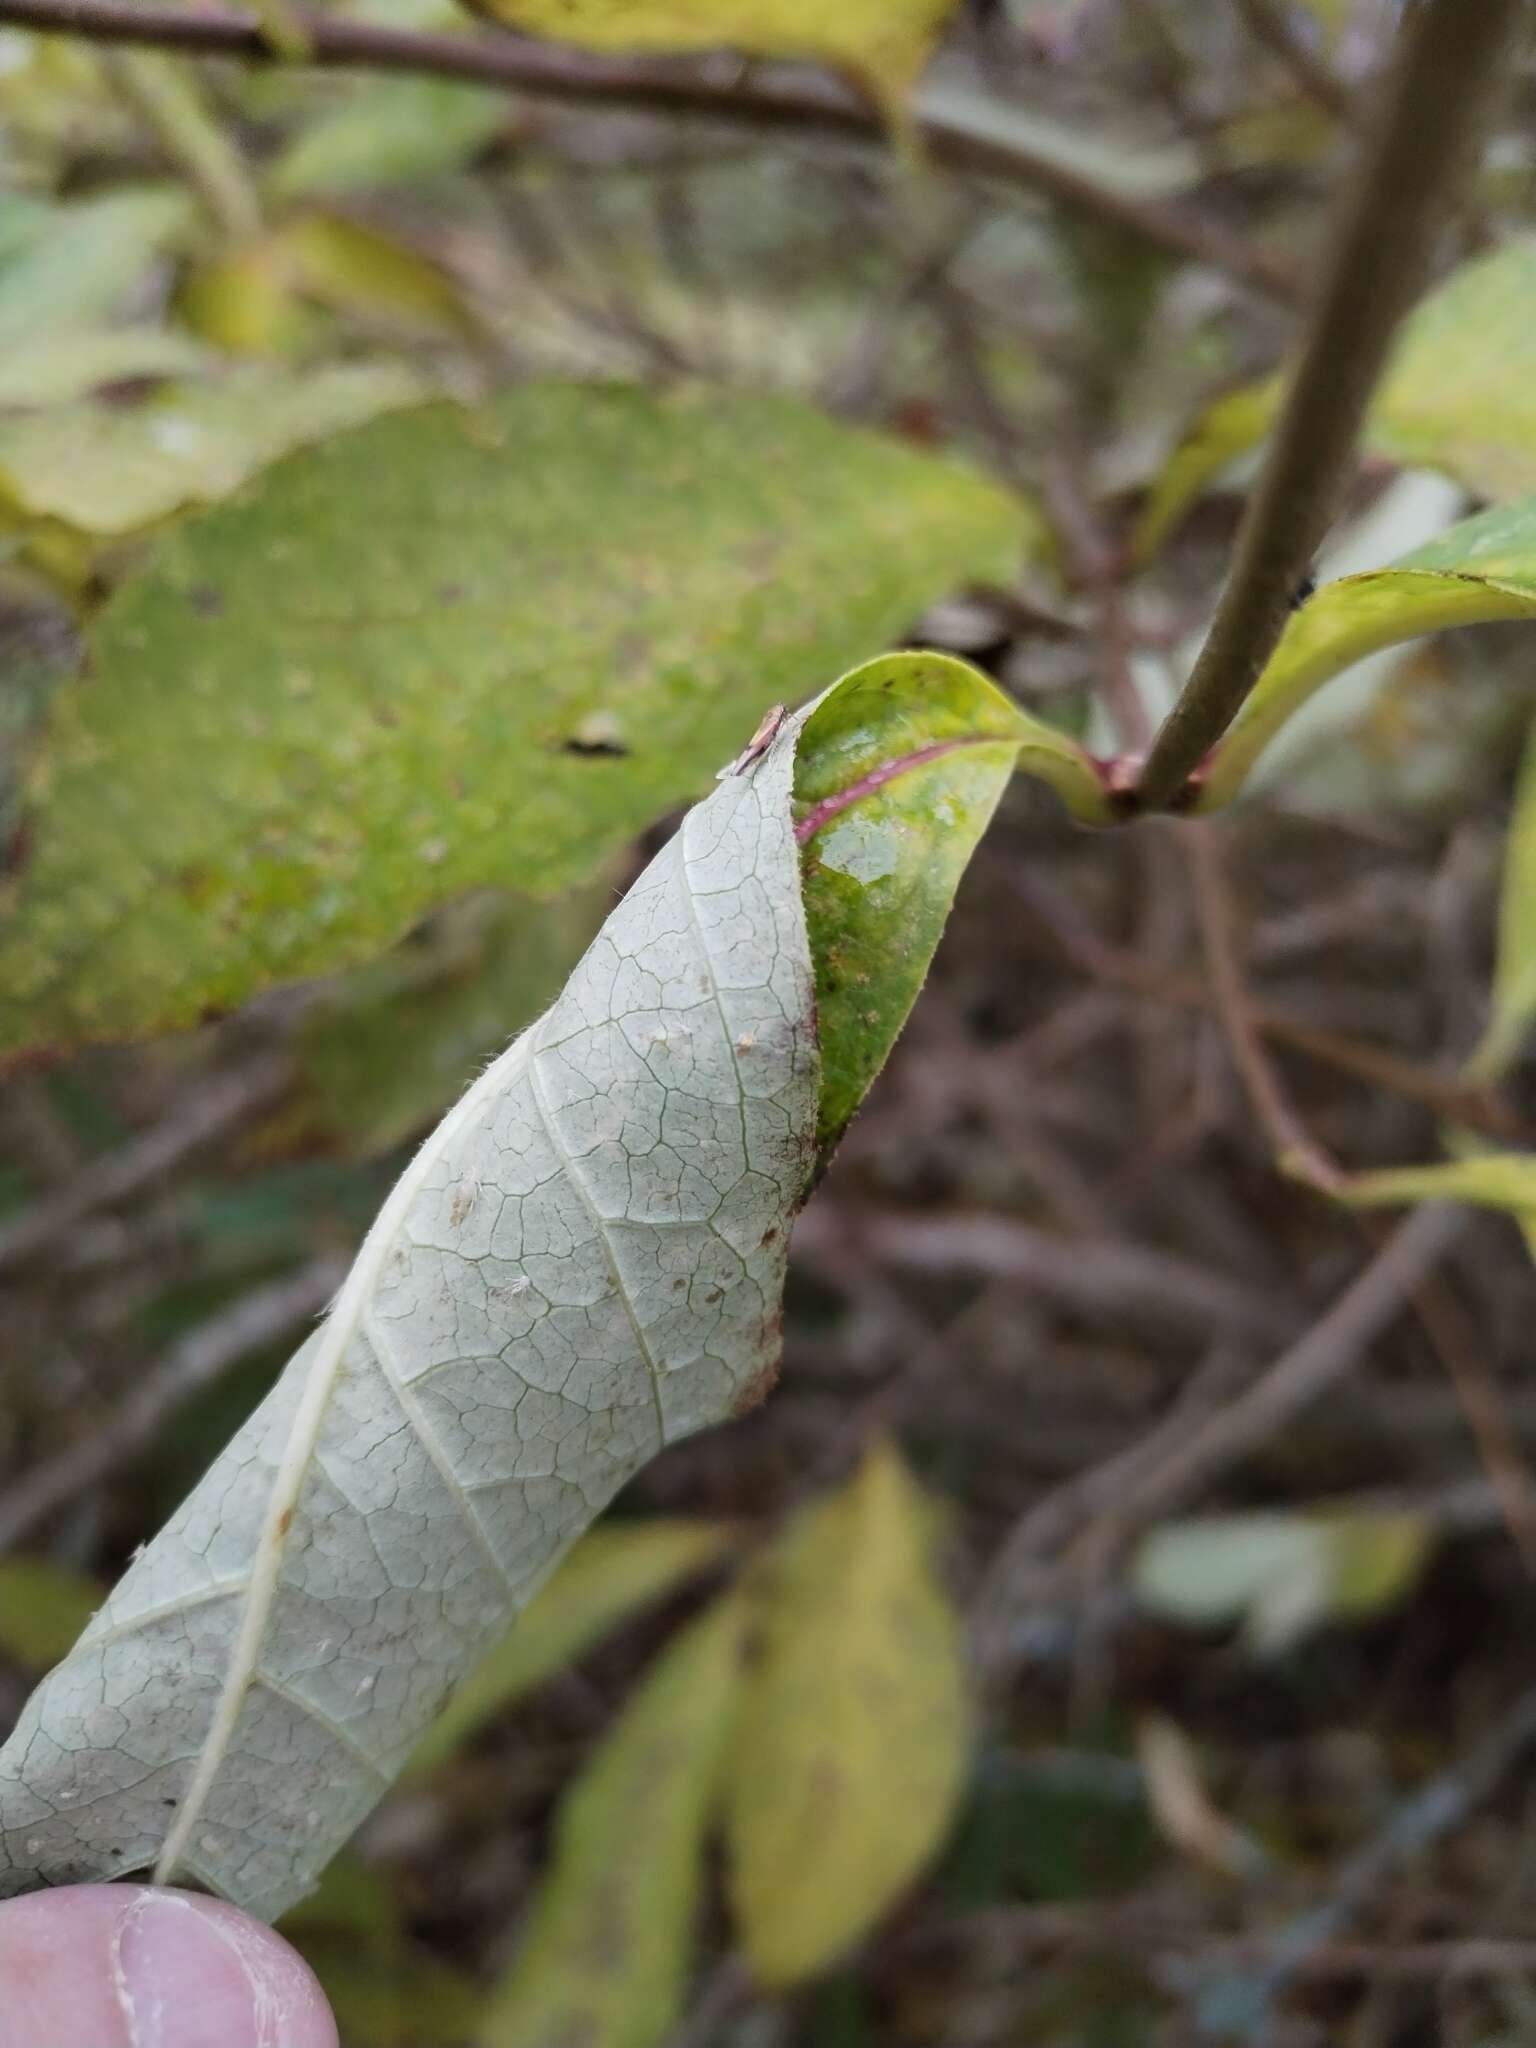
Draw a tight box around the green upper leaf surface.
[795,650,1102,1149]
[0,383,1026,1057]
[1202,495,1536,807]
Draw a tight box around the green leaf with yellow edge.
[1135,240,1536,564]
[264,885,609,1160]
[795,650,1106,1150]
[0,360,429,539]
[407,1518,735,1775]
[1467,713,1536,1081]
[1200,496,1536,809]
[0,1559,103,1672]
[724,1440,969,1988]
[0,382,1027,1058]
[467,0,961,109]
[480,1592,748,2048]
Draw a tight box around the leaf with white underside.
[0,650,1070,1920]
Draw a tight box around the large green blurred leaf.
[408,1517,735,1775]
[725,1440,969,1988]
[0,383,1026,1057]
[0,360,429,540]
[480,1593,747,2048]
[1201,496,1536,807]
[1136,240,1536,562]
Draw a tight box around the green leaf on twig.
[1201,495,1536,808]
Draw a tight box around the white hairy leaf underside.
[0,714,817,1919]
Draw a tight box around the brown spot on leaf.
[731,1355,780,1416]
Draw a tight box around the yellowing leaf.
[480,1594,747,2048]
[1468,713,1536,1080]
[0,327,210,409]
[1336,1151,1536,1220]
[1133,1511,1429,1654]
[1136,240,1536,563]
[276,212,476,338]
[1200,495,1536,808]
[408,1519,735,1775]
[0,360,429,539]
[725,1441,968,1987]
[469,0,961,108]
[0,1559,103,1672]
[178,242,309,356]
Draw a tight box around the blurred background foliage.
[9,0,1536,2042]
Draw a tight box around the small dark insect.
[719,702,788,779]
[1289,570,1318,610]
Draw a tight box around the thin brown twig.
[1183,819,1342,1192]
[1186,823,1536,1578]
[1229,0,1356,124]
[972,1202,1464,1683]
[0,1052,289,1274]
[1384,1252,1536,1577]
[0,1255,345,1551]
[0,0,1301,301]
[1135,0,1522,809]
[792,1199,1289,1340]
[1007,868,1535,1145]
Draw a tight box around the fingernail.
[113,1887,334,2048]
